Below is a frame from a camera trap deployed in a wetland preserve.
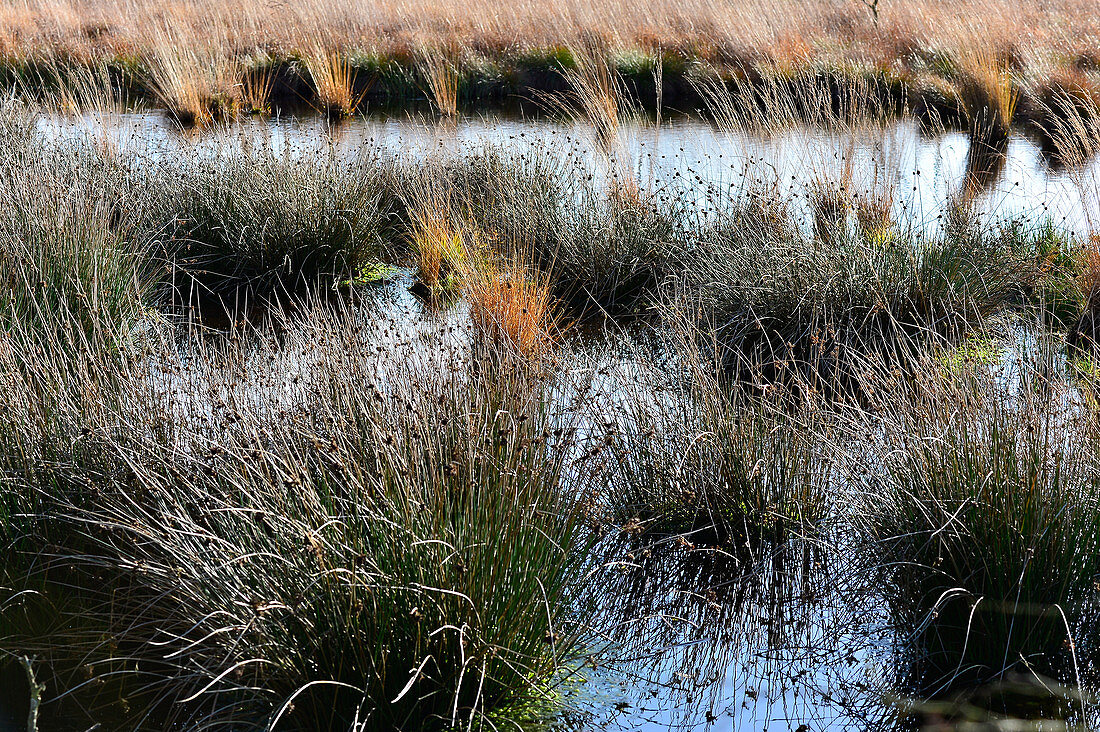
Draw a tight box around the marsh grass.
[462,250,562,361]
[4,69,1100,730]
[809,169,853,247]
[0,108,158,343]
[302,45,362,119]
[418,147,687,314]
[689,188,1034,377]
[854,185,895,245]
[144,29,240,126]
[407,204,470,294]
[1069,238,1100,351]
[545,183,684,313]
[1035,88,1100,353]
[996,218,1081,328]
[0,253,167,729]
[591,321,831,548]
[560,41,625,161]
[1,299,595,730]
[1032,72,1100,166]
[21,59,130,115]
[957,48,1020,139]
[0,0,1096,84]
[695,67,898,135]
[0,0,1098,135]
[418,48,460,117]
[843,357,1100,694]
[150,143,393,300]
[402,180,562,357]
[0,192,154,345]
[954,49,1019,202]
[414,142,1052,336]
[239,61,276,115]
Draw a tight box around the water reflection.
[962,129,1011,200]
[35,112,1100,239]
[566,531,898,731]
[881,563,1100,728]
[560,522,1100,731]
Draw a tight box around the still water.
[37,110,1100,240]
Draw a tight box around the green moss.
[341,262,399,286]
[476,675,570,730]
[937,334,1000,372]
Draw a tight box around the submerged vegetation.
[4,5,1100,726]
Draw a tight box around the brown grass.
[302,44,360,118]
[239,62,274,114]
[24,60,124,113]
[144,27,240,125]
[1069,234,1100,354]
[957,47,1020,132]
[563,40,623,155]
[0,0,1095,75]
[463,251,561,360]
[419,47,460,116]
[1078,236,1100,298]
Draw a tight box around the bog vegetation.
[2,4,1100,730]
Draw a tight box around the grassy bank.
[0,4,1095,136]
[1,0,1098,85]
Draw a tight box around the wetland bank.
[4,16,1100,730]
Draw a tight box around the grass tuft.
[302,45,361,119]
[149,143,392,300]
[845,359,1100,694]
[463,250,562,361]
